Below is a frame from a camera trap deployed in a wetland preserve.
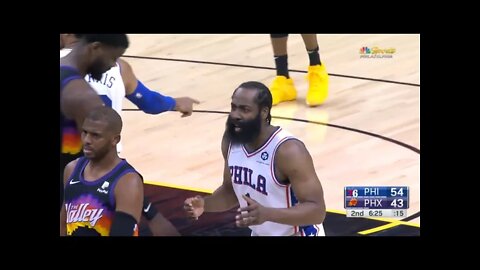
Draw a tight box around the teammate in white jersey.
[60,34,193,236]
[60,34,199,122]
[184,81,326,236]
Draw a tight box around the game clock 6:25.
[368,210,383,216]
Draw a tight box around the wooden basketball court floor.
[117,34,420,234]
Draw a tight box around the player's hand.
[235,194,268,227]
[184,195,205,220]
[174,97,200,118]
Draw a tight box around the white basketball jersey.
[228,127,325,236]
[60,48,126,153]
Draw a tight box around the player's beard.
[226,112,262,144]
[87,58,108,81]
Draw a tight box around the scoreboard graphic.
[344,186,409,218]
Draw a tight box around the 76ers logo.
[261,152,269,161]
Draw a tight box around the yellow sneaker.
[269,76,297,106]
[306,65,329,106]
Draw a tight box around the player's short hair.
[74,34,129,48]
[235,81,273,124]
[86,106,123,135]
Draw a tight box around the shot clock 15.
[344,186,409,218]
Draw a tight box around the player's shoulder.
[118,160,142,180]
[60,65,83,85]
[118,58,129,67]
[276,137,307,158]
[63,157,83,182]
[66,157,81,170]
[117,58,131,74]
[120,171,142,180]
[275,126,296,139]
[116,171,144,192]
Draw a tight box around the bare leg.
[270,34,289,78]
[271,36,288,56]
[300,34,318,51]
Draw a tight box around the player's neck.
[85,154,123,181]
[89,151,122,171]
[245,124,276,151]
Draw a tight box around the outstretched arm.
[119,59,199,116]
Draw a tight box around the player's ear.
[261,107,268,120]
[88,41,103,55]
[113,134,121,146]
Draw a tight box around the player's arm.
[61,79,105,130]
[147,212,181,236]
[60,159,79,236]
[119,59,199,116]
[203,132,239,212]
[141,196,180,236]
[267,140,326,226]
[184,132,238,218]
[110,172,144,236]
